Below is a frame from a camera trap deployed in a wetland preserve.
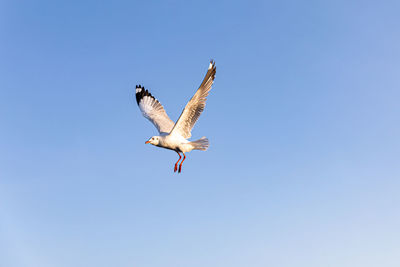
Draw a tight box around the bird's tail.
[190,137,209,151]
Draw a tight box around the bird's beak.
[145,140,151,144]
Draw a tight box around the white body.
[155,133,192,153]
[146,133,209,153]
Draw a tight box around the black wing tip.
[135,84,155,105]
[136,84,145,90]
[208,60,216,81]
[209,59,216,70]
[208,60,216,79]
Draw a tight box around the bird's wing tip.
[208,59,215,70]
[136,84,144,93]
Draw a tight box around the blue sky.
[1,0,400,266]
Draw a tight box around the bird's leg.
[178,153,186,173]
[174,152,182,173]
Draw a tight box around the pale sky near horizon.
[1,1,400,266]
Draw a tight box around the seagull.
[135,60,216,173]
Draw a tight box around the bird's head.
[145,136,160,146]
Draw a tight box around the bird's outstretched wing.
[170,60,216,139]
[135,85,175,134]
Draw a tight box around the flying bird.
[135,60,216,173]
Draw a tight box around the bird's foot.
[178,165,182,173]
[174,164,178,172]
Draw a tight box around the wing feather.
[170,60,216,139]
[135,85,175,134]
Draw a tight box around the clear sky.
[1,1,400,266]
